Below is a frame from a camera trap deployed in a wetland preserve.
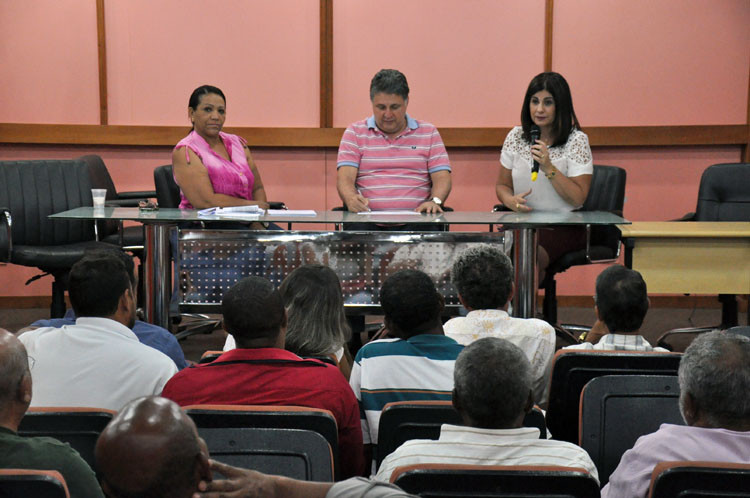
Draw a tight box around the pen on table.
[357,189,371,212]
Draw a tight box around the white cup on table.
[92,189,107,210]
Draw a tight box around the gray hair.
[0,332,29,403]
[451,244,513,310]
[370,69,409,101]
[280,265,351,357]
[678,331,750,428]
[454,337,532,428]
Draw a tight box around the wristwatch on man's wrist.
[431,196,442,206]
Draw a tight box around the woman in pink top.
[172,85,269,211]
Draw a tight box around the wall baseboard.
[1,295,745,311]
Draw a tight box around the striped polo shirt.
[337,115,451,211]
[349,334,464,445]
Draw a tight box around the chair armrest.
[674,212,696,221]
[118,190,157,199]
[105,199,143,207]
[0,208,12,262]
[268,201,286,210]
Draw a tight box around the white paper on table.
[266,209,317,217]
[198,205,264,216]
[361,210,424,216]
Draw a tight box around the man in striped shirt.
[337,69,452,225]
[375,337,598,483]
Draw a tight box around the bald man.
[96,396,416,498]
[0,328,103,498]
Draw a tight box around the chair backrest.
[0,469,70,498]
[77,154,121,238]
[153,165,181,209]
[0,159,97,247]
[197,427,333,482]
[184,405,339,478]
[391,464,600,498]
[376,401,547,470]
[545,350,681,443]
[581,164,627,248]
[649,461,750,498]
[694,163,750,222]
[18,407,116,469]
[579,375,684,486]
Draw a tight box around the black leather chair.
[391,464,600,497]
[79,154,155,250]
[376,400,547,470]
[0,159,118,317]
[649,461,750,498]
[545,350,681,443]
[673,162,750,329]
[495,165,627,327]
[579,375,684,486]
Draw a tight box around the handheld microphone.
[530,125,541,181]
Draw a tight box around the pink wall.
[0,0,99,124]
[0,1,748,299]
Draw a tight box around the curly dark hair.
[451,245,513,310]
[379,270,442,338]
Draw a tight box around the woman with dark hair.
[495,72,593,278]
[223,264,353,378]
[172,85,269,211]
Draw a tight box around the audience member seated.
[375,337,598,483]
[350,270,464,456]
[161,276,364,478]
[444,245,555,405]
[18,253,177,411]
[223,264,353,378]
[25,249,187,370]
[602,331,750,498]
[0,328,103,498]
[96,396,415,498]
[565,265,668,351]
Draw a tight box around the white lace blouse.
[500,126,593,212]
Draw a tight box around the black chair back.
[579,375,683,486]
[376,401,547,470]
[694,163,750,221]
[580,165,627,248]
[545,350,681,443]
[392,465,601,498]
[649,461,750,498]
[153,164,182,209]
[197,427,333,482]
[0,470,69,498]
[18,409,114,470]
[186,405,339,478]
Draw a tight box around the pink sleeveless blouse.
[173,131,256,209]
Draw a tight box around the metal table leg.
[512,227,538,318]
[143,223,171,329]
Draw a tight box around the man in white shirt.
[19,252,177,411]
[564,265,667,352]
[375,337,598,483]
[444,245,555,406]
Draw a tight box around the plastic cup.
[92,189,107,209]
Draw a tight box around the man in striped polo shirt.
[349,269,464,467]
[337,69,452,229]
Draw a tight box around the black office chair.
[0,159,119,317]
[579,375,684,486]
[545,350,681,443]
[376,400,547,470]
[0,469,70,498]
[673,162,750,329]
[391,464,600,497]
[649,461,750,498]
[494,165,627,327]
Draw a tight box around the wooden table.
[619,221,750,326]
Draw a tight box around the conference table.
[51,207,627,329]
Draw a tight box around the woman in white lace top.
[495,72,593,280]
